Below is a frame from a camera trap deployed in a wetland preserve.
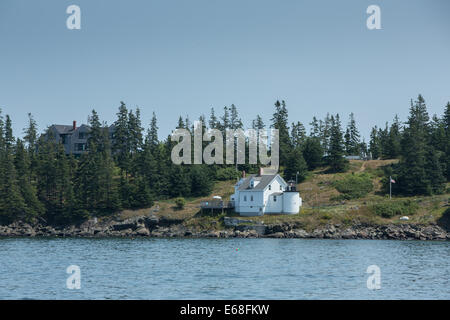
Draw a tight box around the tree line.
[0,95,448,225]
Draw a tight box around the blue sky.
[1,0,449,140]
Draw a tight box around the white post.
[389,176,392,199]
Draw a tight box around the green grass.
[117,160,449,230]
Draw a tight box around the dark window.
[273,196,277,202]
[251,195,254,201]
[269,185,271,190]
[76,143,86,151]
[78,132,87,139]
[61,135,67,144]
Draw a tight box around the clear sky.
[1,0,449,140]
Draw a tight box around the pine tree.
[385,115,402,159]
[0,152,28,224]
[395,95,445,195]
[147,112,159,154]
[309,116,320,137]
[302,137,324,170]
[220,106,230,130]
[344,113,361,155]
[320,113,332,152]
[271,100,292,166]
[252,115,265,130]
[291,121,306,148]
[112,102,130,176]
[23,113,38,152]
[444,102,450,181]
[379,123,390,159]
[230,104,243,129]
[283,147,308,182]
[177,116,185,129]
[128,107,143,155]
[190,165,214,197]
[327,114,348,173]
[209,108,219,129]
[369,126,381,159]
[0,115,28,223]
[76,110,121,213]
[14,139,45,221]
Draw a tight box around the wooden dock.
[200,200,234,214]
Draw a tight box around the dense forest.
[0,95,448,225]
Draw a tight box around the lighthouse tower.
[282,181,301,214]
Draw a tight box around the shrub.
[321,212,332,220]
[215,167,240,181]
[371,199,419,218]
[174,197,186,210]
[332,173,373,200]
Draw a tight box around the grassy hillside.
[116,160,450,231]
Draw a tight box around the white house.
[230,169,302,217]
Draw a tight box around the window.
[78,132,87,139]
[268,185,271,190]
[76,143,86,151]
[244,196,247,201]
[251,195,254,201]
[273,196,277,202]
[280,185,282,191]
[61,135,67,144]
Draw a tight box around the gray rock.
[136,227,150,236]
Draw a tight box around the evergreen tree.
[395,95,445,195]
[230,104,243,129]
[302,137,324,170]
[378,123,390,159]
[220,106,230,130]
[327,114,348,173]
[209,108,219,129]
[385,115,402,159]
[443,102,450,181]
[190,165,214,197]
[0,115,28,223]
[309,116,320,138]
[147,112,159,153]
[75,110,120,213]
[14,139,45,221]
[271,100,292,166]
[283,147,308,183]
[252,115,265,130]
[112,102,130,176]
[291,121,306,148]
[23,113,38,152]
[369,126,381,159]
[344,113,361,155]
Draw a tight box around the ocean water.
[0,238,448,299]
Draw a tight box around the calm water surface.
[0,238,448,299]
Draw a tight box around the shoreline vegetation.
[1,159,449,240]
[0,95,449,239]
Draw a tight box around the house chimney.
[242,170,246,178]
[73,121,77,130]
[259,167,263,176]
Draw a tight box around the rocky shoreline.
[0,215,448,240]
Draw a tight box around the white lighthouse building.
[230,169,302,217]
